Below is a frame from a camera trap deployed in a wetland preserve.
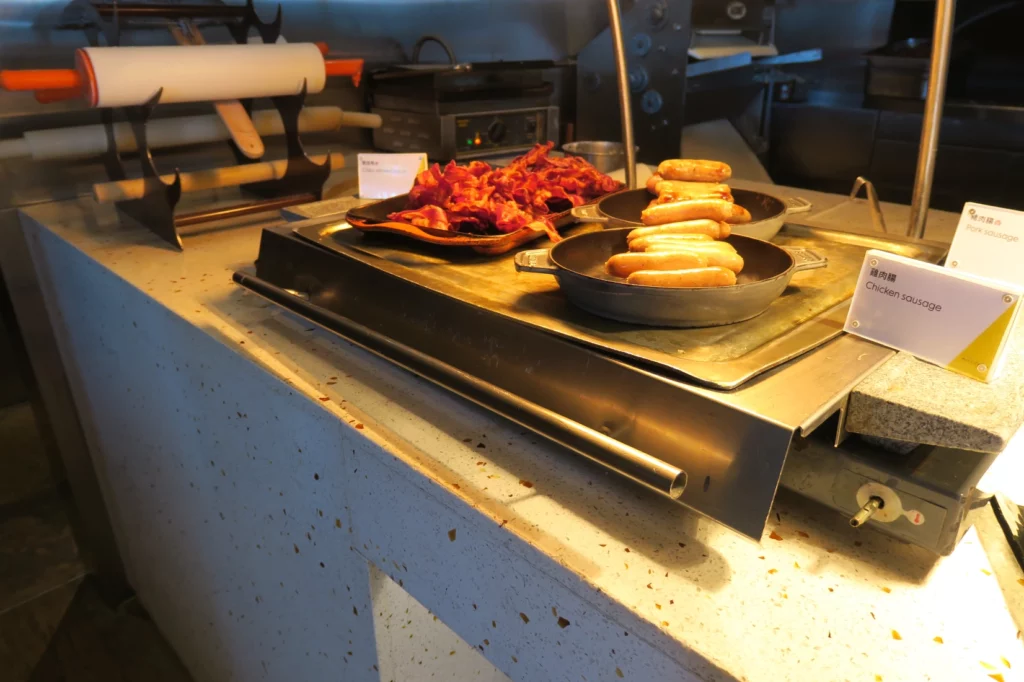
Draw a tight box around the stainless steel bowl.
[562,141,630,174]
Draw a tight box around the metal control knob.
[487,120,507,144]
[631,33,652,57]
[628,67,649,92]
[649,2,666,26]
[726,0,748,20]
[850,496,884,527]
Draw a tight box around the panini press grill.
[369,56,563,161]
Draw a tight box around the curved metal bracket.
[227,0,282,44]
[850,176,888,234]
[411,35,457,65]
[117,89,184,249]
[239,80,332,200]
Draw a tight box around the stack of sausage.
[605,159,751,288]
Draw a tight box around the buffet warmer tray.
[294,222,945,389]
[236,221,946,540]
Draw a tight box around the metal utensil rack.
[55,0,335,249]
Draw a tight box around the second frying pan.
[514,228,826,327]
[571,188,811,240]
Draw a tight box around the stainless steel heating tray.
[240,220,948,539]
[294,221,947,389]
[241,224,928,539]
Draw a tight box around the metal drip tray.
[237,224,944,539]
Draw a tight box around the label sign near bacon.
[388,142,622,243]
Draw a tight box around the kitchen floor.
[0,401,194,682]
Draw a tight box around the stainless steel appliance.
[370,60,562,161]
[575,1,692,165]
[231,217,996,554]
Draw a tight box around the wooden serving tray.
[345,193,579,255]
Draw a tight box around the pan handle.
[785,246,828,273]
[571,203,610,224]
[514,249,559,274]
[784,196,813,214]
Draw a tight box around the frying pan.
[570,188,812,240]
[513,228,827,327]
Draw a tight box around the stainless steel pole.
[907,0,957,239]
[606,0,637,189]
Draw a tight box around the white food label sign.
[946,202,1024,287]
[357,153,428,200]
[845,250,1021,382]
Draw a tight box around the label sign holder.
[946,202,1024,287]
[845,249,1021,383]
[357,152,428,200]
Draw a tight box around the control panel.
[778,426,988,555]
[452,109,547,158]
[833,470,948,550]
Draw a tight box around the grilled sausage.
[654,191,729,205]
[725,203,752,224]
[656,159,732,183]
[642,244,744,273]
[641,198,745,225]
[631,235,736,251]
[628,236,737,252]
[654,180,733,203]
[626,267,737,288]
[605,251,709,278]
[645,173,664,194]
[628,220,727,241]
[647,196,729,209]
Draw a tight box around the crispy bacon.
[389,142,622,243]
[395,204,450,230]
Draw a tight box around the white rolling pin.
[81,43,326,107]
[0,107,381,162]
[0,44,364,107]
[92,152,345,203]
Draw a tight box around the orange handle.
[0,69,81,92]
[34,86,84,104]
[315,41,329,56]
[324,58,364,87]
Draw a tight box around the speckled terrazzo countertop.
[16,197,1024,682]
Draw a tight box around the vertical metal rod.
[907,0,957,239]
[606,0,637,189]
